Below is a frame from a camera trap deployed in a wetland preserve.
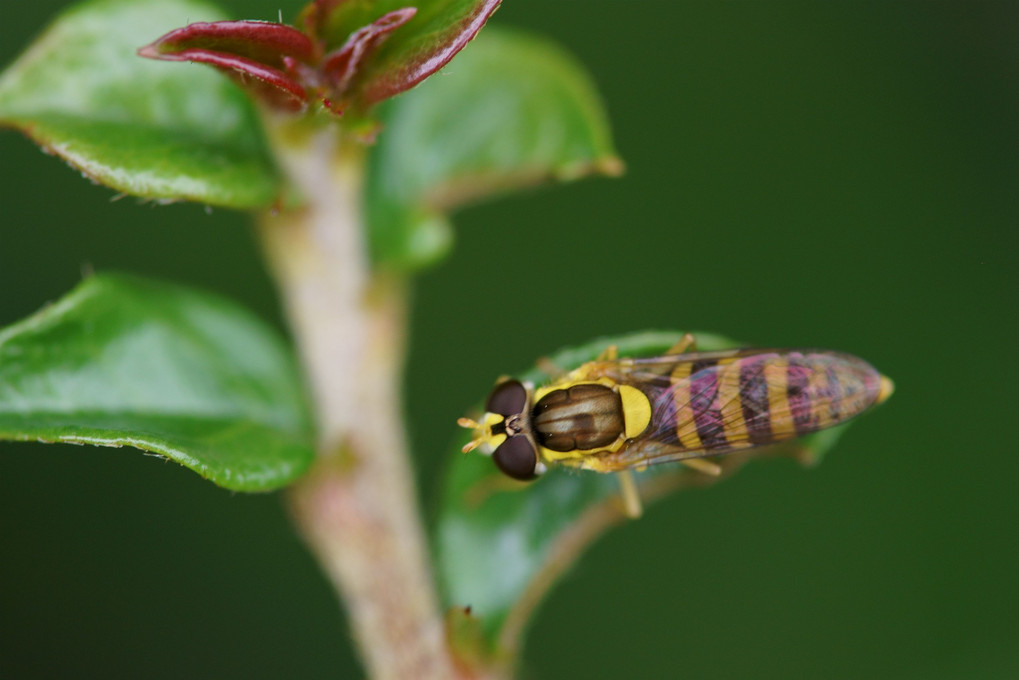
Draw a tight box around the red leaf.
[140,20,317,63]
[357,0,502,106]
[139,21,317,111]
[138,3,503,115]
[321,8,417,97]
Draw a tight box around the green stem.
[257,122,456,679]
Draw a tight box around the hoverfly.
[458,334,893,517]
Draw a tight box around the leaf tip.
[136,43,161,60]
[555,155,626,183]
[598,155,627,177]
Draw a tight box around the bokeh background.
[1,1,1015,678]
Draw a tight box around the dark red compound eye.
[492,436,538,481]
[485,379,527,416]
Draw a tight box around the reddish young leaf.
[139,2,503,115]
[355,0,502,106]
[321,8,417,97]
[139,21,317,111]
[140,20,318,62]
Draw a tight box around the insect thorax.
[532,383,623,451]
[531,381,652,460]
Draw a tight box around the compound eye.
[492,436,538,481]
[485,379,527,417]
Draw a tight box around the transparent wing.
[581,349,876,472]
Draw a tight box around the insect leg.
[616,469,643,519]
[596,345,619,361]
[536,357,567,379]
[680,458,722,476]
[665,333,697,355]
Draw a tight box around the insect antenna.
[458,417,484,453]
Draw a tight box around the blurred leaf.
[366,26,623,269]
[435,331,850,664]
[0,274,314,492]
[0,0,283,208]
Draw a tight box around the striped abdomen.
[644,350,888,454]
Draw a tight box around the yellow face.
[461,411,507,454]
[459,379,543,480]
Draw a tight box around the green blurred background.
[1,1,1015,678]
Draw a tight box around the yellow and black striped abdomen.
[643,349,889,454]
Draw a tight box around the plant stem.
[258,123,455,679]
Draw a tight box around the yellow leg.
[536,357,566,379]
[616,469,643,519]
[666,333,697,356]
[680,458,721,476]
[595,344,619,361]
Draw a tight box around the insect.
[458,334,894,516]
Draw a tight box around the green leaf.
[435,331,850,664]
[366,26,623,269]
[0,0,283,208]
[0,274,314,492]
